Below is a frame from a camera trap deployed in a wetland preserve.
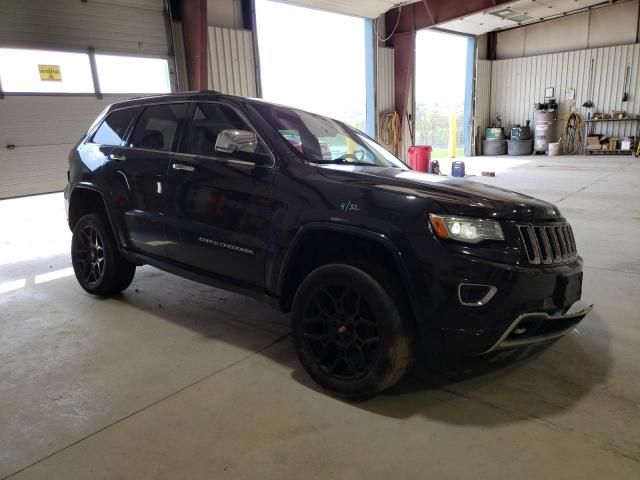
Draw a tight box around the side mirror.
[215,130,259,154]
[214,129,271,165]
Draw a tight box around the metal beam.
[385,0,516,36]
[180,0,208,90]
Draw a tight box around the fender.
[274,221,422,325]
[68,183,127,249]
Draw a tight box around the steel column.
[180,0,208,90]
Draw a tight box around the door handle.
[172,163,195,172]
[109,152,127,161]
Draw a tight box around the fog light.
[458,283,497,306]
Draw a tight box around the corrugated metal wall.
[474,60,492,138]
[490,43,640,140]
[0,0,168,56]
[376,46,395,142]
[207,27,258,97]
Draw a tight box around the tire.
[71,213,136,296]
[292,264,415,399]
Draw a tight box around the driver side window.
[186,103,265,157]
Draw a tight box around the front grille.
[517,223,577,265]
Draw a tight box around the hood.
[317,165,563,221]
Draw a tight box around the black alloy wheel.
[302,284,381,380]
[292,264,415,398]
[71,213,136,296]
[74,225,106,286]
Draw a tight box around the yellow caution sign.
[38,64,62,81]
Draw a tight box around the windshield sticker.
[339,201,361,212]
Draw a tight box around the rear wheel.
[71,213,135,296]
[292,264,415,398]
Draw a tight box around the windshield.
[252,102,407,168]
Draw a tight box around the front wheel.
[292,264,415,399]
[71,213,136,296]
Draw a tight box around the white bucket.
[548,142,561,156]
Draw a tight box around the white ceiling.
[273,0,401,19]
[438,0,610,35]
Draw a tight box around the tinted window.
[187,103,263,157]
[91,108,135,146]
[130,103,185,151]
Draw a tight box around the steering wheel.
[339,150,366,163]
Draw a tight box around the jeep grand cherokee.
[65,91,592,398]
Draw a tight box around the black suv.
[65,91,591,398]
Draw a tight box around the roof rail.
[128,90,222,100]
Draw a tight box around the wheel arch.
[68,186,123,247]
[276,222,421,327]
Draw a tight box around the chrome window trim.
[83,98,276,167]
[172,151,256,168]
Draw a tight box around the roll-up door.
[0,0,172,198]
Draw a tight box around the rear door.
[105,102,187,258]
[164,101,275,288]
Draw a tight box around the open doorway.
[254,0,367,131]
[415,29,473,159]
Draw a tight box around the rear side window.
[187,103,264,157]
[130,103,185,151]
[91,108,135,146]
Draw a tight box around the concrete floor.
[1,154,639,479]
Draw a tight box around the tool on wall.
[622,65,631,102]
[379,111,400,155]
[560,112,583,154]
[582,58,595,109]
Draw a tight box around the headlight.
[429,214,504,244]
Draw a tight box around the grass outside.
[430,147,464,159]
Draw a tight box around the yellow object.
[429,214,449,240]
[448,112,457,158]
[346,137,356,155]
[379,111,400,155]
[38,64,62,81]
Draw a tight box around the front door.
[105,103,187,258]
[165,102,275,288]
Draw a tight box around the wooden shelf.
[586,149,635,155]
[586,117,640,123]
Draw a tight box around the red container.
[407,145,432,172]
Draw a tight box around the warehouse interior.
[1,0,639,478]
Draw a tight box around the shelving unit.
[584,117,639,158]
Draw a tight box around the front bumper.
[482,302,593,353]
[408,250,591,353]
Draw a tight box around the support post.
[365,19,376,137]
[180,0,208,90]
[87,47,103,100]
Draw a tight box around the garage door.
[0,0,172,199]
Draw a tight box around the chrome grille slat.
[518,223,577,265]
[557,226,569,260]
